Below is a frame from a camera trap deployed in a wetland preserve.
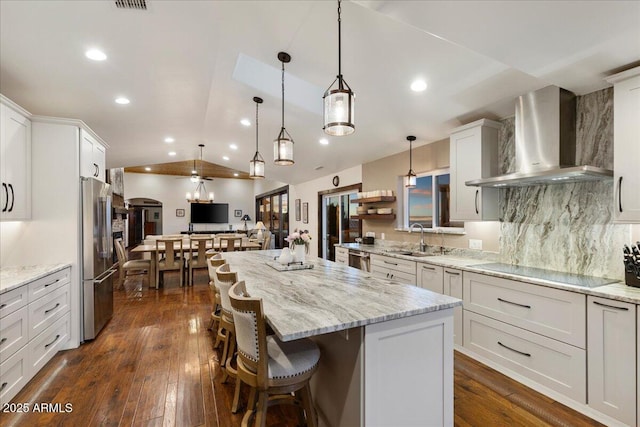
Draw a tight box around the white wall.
[289,165,362,258]
[125,173,256,233]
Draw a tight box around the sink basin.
[383,250,435,257]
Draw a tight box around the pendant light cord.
[255,100,259,152]
[409,139,413,170]
[281,59,285,129]
[337,0,342,79]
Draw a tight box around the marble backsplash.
[498,88,630,279]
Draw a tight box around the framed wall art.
[302,202,309,224]
[234,209,242,217]
[295,198,301,221]
[176,209,185,217]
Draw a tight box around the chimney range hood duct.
[466,85,613,188]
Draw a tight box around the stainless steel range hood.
[466,86,613,188]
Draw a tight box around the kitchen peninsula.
[222,250,461,427]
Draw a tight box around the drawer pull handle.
[383,261,398,266]
[497,298,531,309]
[498,341,531,357]
[422,266,436,271]
[44,334,61,348]
[44,303,61,314]
[0,382,7,392]
[445,271,460,276]
[0,303,6,309]
[0,338,6,345]
[593,300,629,311]
[44,279,60,288]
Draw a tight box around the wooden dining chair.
[215,263,238,382]
[156,238,184,288]
[114,238,151,289]
[207,253,225,332]
[186,235,214,286]
[229,281,320,425]
[220,236,242,252]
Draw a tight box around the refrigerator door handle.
[94,268,117,284]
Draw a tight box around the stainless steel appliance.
[81,177,116,341]
[349,250,370,272]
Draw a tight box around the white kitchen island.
[223,250,461,427]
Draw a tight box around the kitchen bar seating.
[215,263,239,383]
[229,280,320,426]
[207,253,225,331]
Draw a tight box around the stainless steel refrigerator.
[81,177,116,341]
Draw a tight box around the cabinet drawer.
[335,247,349,265]
[370,254,416,276]
[463,272,586,348]
[28,313,69,373]
[417,263,444,293]
[0,306,28,363]
[0,285,28,318]
[372,265,416,285]
[28,283,69,340]
[28,267,70,301]
[0,345,30,406]
[464,311,586,403]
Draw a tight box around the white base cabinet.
[335,246,348,265]
[444,268,463,346]
[587,296,636,426]
[0,267,71,405]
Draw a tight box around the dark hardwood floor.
[1,269,603,427]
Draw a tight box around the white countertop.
[222,250,461,341]
[0,264,71,294]
[338,243,640,304]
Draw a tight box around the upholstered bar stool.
[207,253,225,331]
[215,263,239,382]
[229,281,320,426]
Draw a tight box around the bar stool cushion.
[266,335,320,380]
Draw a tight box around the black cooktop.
[473,263,617,288]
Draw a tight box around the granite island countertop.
[0,264,71,294]
[222,250,462,341]
[337,243,640,304]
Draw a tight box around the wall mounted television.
[190,203,229,224]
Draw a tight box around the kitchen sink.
[383,250,435,257]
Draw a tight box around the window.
[404,169,461,230]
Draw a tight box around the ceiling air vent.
[115,0,147,10]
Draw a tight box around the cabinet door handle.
[0,303,6,309]
[593,300,628,311]
[498,341,531,357]
[0,382,7,392]
[0,337,7,345]
[497,297,531,309]
[475,190,479,215]
[7,183,14,212]
[1,183,7,212]
[444,271,460,276]
[94,163,99,177]
[421,265,436,271]
[390,273,394,279]
[618,176,623,213]
[44,302,60,315]
[44,334,61,348]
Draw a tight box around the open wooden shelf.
[353,196,396,204]
[350,214,396,220]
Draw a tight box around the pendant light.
[249,96,265,178]
[274,52,294,165]
[323,0,355,136]
[404,136,417,188]
[186,144,214,203]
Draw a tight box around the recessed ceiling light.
[115,97,130,105]
[144,167,151,171]
[233,173,239,177]
[164,137,175,143]
[229,144,238,150]
[410,79,427,92]
[240,119,251,127]
[85,49,107,61]
[168,151,176,156]
[222,156,230,161]
[319,138,329,145]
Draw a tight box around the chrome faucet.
[409,223,427,252]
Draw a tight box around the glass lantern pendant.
[323,0,355,136]
[249,96,265,178]
[274,52,294,165]
[405,135,417,188]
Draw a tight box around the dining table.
[130,239,262,286]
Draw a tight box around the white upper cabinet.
[0,98,31,221]
[80,129,106,182]
[450,119,501,221]
[606,66,640,223]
